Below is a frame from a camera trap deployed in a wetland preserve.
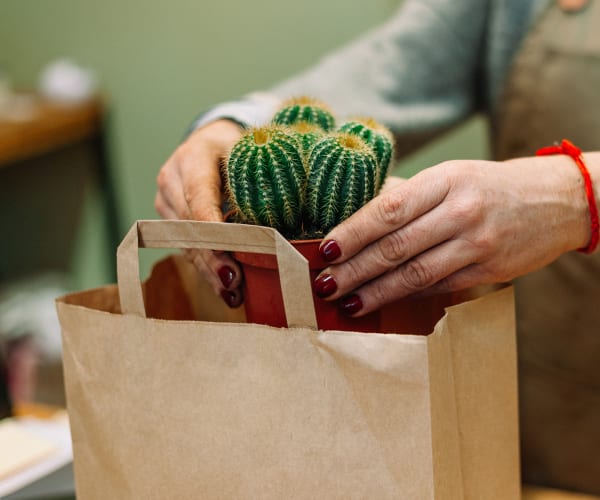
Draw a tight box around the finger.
[184,248,244,308]
[321,168,451,263]
[179,151,225,222]
[413,263,492,297]
[156,160,192,219]
[340,238,477,316]
[315,202,460,300]
[380,176,406,193]
[154,192,178,220]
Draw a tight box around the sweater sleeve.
[192,0,490,152]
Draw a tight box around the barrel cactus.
[305,133,378,235]
[225,125,306,238]
[338,118,394,190]
[273,96,335,132]
[225,97,393,239]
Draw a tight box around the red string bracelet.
[536,139,599,254]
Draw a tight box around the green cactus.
[305,133,378,235]
[225,99,391,239]
[290,122,325,159]
[338,118,394,190]
[273,96,335,132]
[225,125,306,238]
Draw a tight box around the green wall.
[0,0,487,286]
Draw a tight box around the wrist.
[581,151,600,252]
[505,154,590,253]
[552,154,592,252]
[535,142,600,254]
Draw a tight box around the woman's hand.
[314,157,591,316]
[155,119,245,307]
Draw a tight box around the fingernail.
[218,266,235,288]
[220,290,237,308]
[319,240,341,262]
[313,274,337,299]
[339,294,363,315]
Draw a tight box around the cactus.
[225,125,306,238]
[305,133,378,235]
[338,118,394,190]
[273,96,335,132]
[290,122,325,159]
[225,98,391,239]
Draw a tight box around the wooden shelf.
[0,92,119,280]
[0,94,103,167]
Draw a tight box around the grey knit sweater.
[194,0,549,138]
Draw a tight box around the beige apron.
[495,1,600,494]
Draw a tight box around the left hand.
[314,157,590,316]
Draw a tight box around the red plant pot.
[379,291,461,335]
[234,239,381,333]
[235,239,462,335]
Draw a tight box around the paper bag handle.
[117,220,318,329]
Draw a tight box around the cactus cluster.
[225,97,394,239]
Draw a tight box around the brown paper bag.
[56,220,520,499]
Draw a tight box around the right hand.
[155,119,245,307]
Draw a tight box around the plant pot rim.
[233,237,326,270]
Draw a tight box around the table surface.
[0,93,102,167]
[0,404,72,498]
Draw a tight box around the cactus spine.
[225,125,306,238]
[305,133,378,235]
[273,96,335,132]
[338,118,394,190]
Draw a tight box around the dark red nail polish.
[339,294,363,315]
[220,290,237,308]
[313,274,337,299]
[319,240,341,262]
[218,266,235,288]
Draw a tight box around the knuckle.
[183,180,205,209]
[339,258,364,289]
[377,192,405,226]
[401,258,436,291]
[369,279,394,309]
[470,229,496,255]
[182,182,197,204]
[378,230,409,264]
[448,192,483,223]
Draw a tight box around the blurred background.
[0,0,488,496]
[0,0,488,290]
